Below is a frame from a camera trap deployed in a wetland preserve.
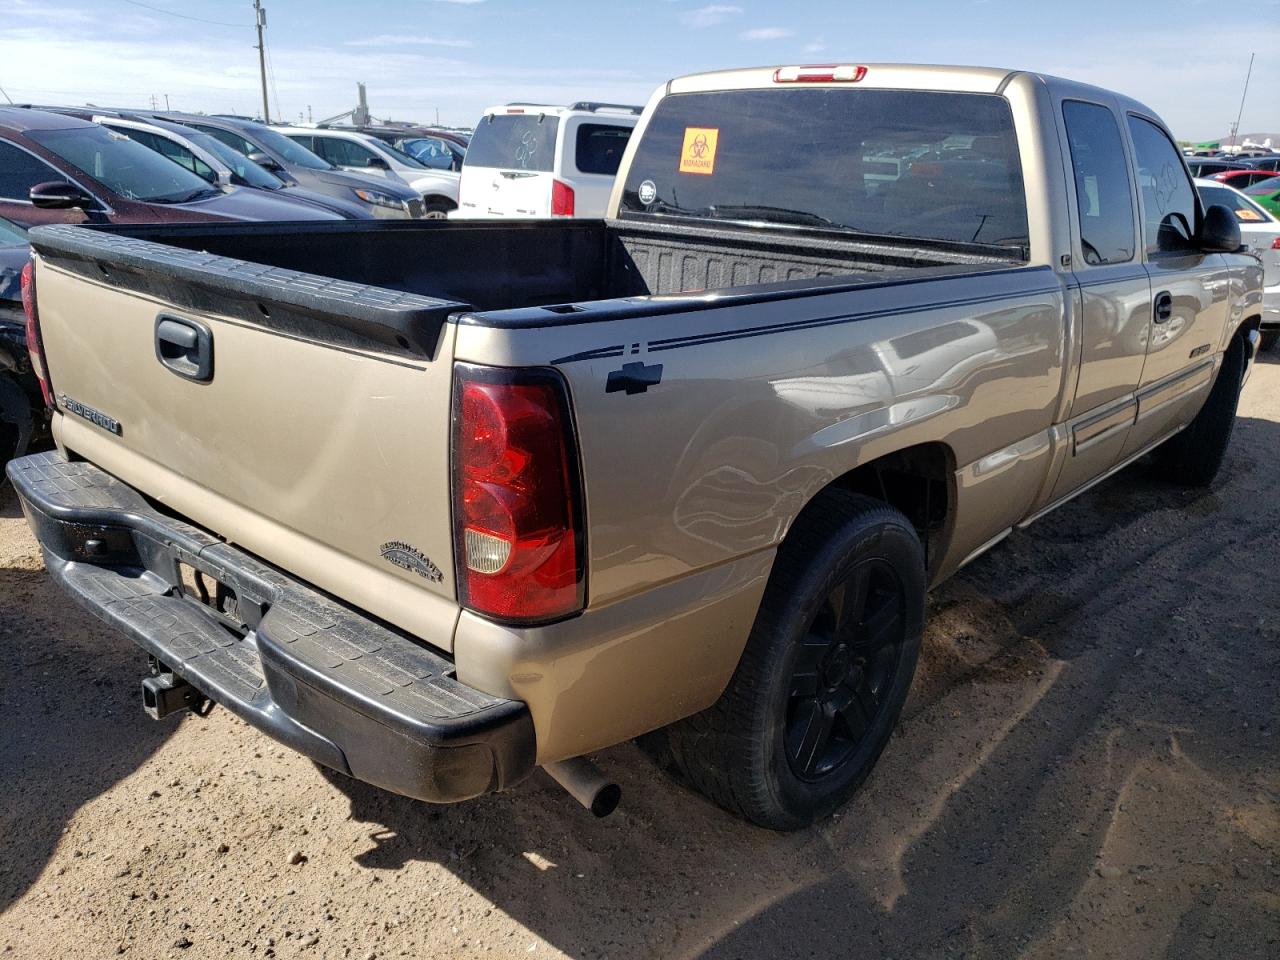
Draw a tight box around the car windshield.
[619,88,1030,251]
[1244,176,1280,196]
[185,129,283,188]
[1197,184,1276,223]
[235,123,333,170]
[28,125,217,202]
[0,216,26,245]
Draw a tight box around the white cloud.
[803,38,826,54]
[681,5,742,28]
[741,27,794,40]
[348,34,473,48]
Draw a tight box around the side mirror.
[1199,204,1242,253]
[367,155,390,170]
[30,181,93,210]
[248,151,283,173]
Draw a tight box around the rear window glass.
[619,88,1029,252]
[575,123,632,175]
[464,114,559,172]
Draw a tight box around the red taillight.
[452,365,584,623]
[773,64,867,84]
[20,260,53,407]
[1272,236,1280,250]
[551,179,575,217]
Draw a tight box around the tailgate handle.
[155,315,213,383]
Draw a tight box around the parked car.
[455,102,640,218]
[1208,168,1280,190]
[1186,158,1249,178]
[1196,178,1280,349]
[11,64,1264,830]
[0,215,40,470]
[0,108,344,229]
[1243,176,1280,218]
[87,114,374,219]
[157,113,427,219]
[1240,155,1280,173]
[348,126,469,171]
[274,126,458,218]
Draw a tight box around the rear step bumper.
[7,451,536,804]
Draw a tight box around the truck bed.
[43,217,1024,342]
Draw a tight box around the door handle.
[1154,291,1174,324]
[155,315,213,382]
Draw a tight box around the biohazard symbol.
[679,127,719,175]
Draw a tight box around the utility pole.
[254,0,270,123]
[1228,52,1254,151]
[164,94,170,111]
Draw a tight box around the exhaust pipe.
[543,757,621,817]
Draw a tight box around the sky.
[1,0,1277,141]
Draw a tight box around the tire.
[1153,334,1245,487]
[421,199,453,220]
[1261,330,1279,352]
[666,490,926,830]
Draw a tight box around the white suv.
[454,102,639,219]
[275,127,459,218]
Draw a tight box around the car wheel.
[1153,333,1245,487]
[421,199,453,220]
[666,490,925,831]
[1261,330,1279,352]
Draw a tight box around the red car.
[1209,168,1280,189]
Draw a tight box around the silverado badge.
[379,541,443,582]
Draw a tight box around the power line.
[117,0,248,29]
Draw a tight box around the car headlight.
[352,188,405,210]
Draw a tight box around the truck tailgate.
[30,225,466,651]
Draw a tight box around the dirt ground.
[2,359,1278,960]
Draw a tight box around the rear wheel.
[1261,330,1279,352]
[1153,334,1245,487]
[666,490,925,830]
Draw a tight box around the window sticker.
[1236,208,1262,221]
[679,127,719,175]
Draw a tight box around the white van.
[454,102,639,219]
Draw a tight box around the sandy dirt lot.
[1,358,1278,960]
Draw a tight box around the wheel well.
[824,442,954,574]
[422,195,457,210]
[1238,314,1262,362]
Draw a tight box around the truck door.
[1048,99,1151,502]
[1121,115,1233,457]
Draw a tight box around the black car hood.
[0,243,27,305]
[308,167,420,201]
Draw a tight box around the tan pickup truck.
[9,64,1265,830]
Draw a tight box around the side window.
[323,138,376,167]
[575,123,632,175]
[1127,115,1198,255]
[286,134,315,152]
[0,141,61,200]
[1062,101,1135,265]
[193,125,256,157]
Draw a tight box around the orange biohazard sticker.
[679,127,719,175]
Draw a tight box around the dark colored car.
[1186,158,1249,178]
[154,113,426,218]
[1209,168,1280,189]
[1240,155,1280,173]
[0,108,343,229]
[0,215,41,470]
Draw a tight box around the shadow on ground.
[0,486,177,912]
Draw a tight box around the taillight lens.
[551,179,575,217]
[20,260,54,407]
[452,364,584,623]
[1271,236,1280,250]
